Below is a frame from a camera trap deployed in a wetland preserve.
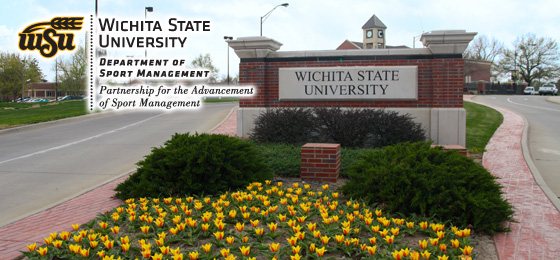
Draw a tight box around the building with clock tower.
[336,14,405,50]
[362,14,386,49]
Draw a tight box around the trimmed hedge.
[114,133,272,199]
[340,142,514,234]
[250,107,426,148]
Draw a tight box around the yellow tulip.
[268,222,278,232]
[366,245,377,255]
[26,243,37,252]
[309,243,316,252]
[202,243,212,253]
[152,253,164,260]
[392,250,404,260]
[384,235,395,244]
[121,243,130,252]
[53,240,63,248]
[103,240,113,250]
[37,247,48,256]
[421,250,431,259]
[220,248,230,257]
[59,231,70,240]
[238,245,250,256]
[188,251,198,260]
[316,246,327,257]
[320,235,330,245]
[233,222,244,232]
[292,245,301,254]
[461,245,473,256]
[160,246,170,255]
[429,238,439,246]
[111,226,120,234]
[80,248,90,257]
[335,234,344,243]
[419,239,428,249]
[141,225,150,233]
[213,231,224,240]
[269,242,280,252]
[438,255,449,260]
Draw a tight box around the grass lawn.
[464,101,504,155]
[0,98,240,130]
[0,100,88,129]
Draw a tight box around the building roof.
[351,41,364,49]
[362,14,387,29]
[386,45,409,49]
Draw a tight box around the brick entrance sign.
[227,30,476,146]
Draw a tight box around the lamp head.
[145,7,153,12]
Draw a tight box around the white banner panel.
[279,66,418,101]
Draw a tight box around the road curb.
[0,109,118,136]
[520,116,560,211]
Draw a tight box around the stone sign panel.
[279,66,418,101]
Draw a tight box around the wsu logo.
[19,17,84,58]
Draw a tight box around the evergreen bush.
[249,107,316,144]
[340,142,514,233]
[250,107,426,149]
[114,133,273,199]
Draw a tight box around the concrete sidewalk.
[465,95,560,259]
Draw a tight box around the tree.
[191,54,219,83]
[464,35,504,78]
[0,52,44,102]
[497,33,560,86]
[217,73,239,84]
[56,45,87,96]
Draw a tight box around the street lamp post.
[145,7,153,57]
[260,3,289,36]
[224,36,233,86]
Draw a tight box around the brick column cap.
[302,143,341,149]
[420,30,477,54]
[228,36,283,59]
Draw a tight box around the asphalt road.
[472,95,560,198]
[0,102,237,227]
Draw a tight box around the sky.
[1,0,559,82]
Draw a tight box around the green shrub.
[340,142,514,233]
[253,142,301,177]
[250,107,426,149]
[315,108,374,148]
[250,108,316,144]
[250,141,377,177]
[115,133,273,199]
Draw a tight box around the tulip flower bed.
[23,181,476,260]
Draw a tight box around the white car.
[538,84,558,95]
[524,87,535,95]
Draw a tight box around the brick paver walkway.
[0,106,239,260]
[466,96,560,259]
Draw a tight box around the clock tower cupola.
[362,14,386,49]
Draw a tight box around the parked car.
[539,84,558,95]
[58,95,83,101]
[524,87,535,95]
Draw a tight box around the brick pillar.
[301,143,341,182]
